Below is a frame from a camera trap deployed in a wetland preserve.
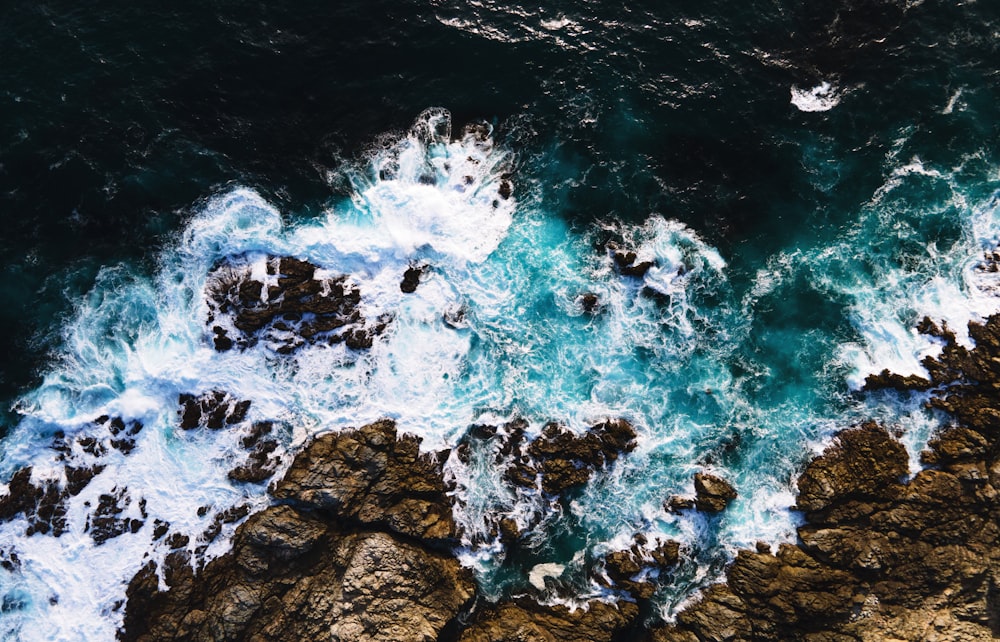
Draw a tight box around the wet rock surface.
[0,414,140,538]
[693,472,738,513]
[175,392,283,485]
[271,419,456,541]
[121,421,473,642]
[649,314,1000,641]
[205,255,388,354]
[496,418,637,495]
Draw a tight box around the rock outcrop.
[693,473,738,513]
[205,255,388,353]
[123,313,1000,641]
[650,314,1000,641]
[456,599,639,642]
[121,421,472,642]
[490,418,637,495]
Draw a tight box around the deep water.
[1,1,999,639]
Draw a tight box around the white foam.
[528,563,565,591]
[790,82,841,112]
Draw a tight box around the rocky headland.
[113,313,1000,640]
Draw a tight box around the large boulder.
[693,472,738,513]
[271,420,456,541]
[121,421,473,642]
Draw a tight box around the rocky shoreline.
[119,313,1000,641]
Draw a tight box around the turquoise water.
[1,109,998,638]
[1,1,999,639]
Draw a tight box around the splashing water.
[1,110,998,638]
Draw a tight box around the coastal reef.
[118,313,1000,640]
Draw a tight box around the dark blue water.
[1,1,999,638]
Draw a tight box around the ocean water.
[1,1,999,639]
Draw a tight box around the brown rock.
[271,420,456,541]
[694,472,737,512]
[458,599,638,642]
[795,422,908,517]
[122,423,474,642]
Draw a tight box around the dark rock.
[400,265,425,293]
[0,467,70,537]
[612,250,655,278]
[86,488,142,546]
[665,496,695,512]
[693,472,738,512]
[578,292,601,314]
[863,368,932,392]
[205,255,385,354]
[505,419,636,495]
[65,465,104,496]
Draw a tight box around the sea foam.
[0,110,998,638]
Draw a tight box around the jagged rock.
[693,472,737,512]
[121,423,474,642]
[651,313,1000,641]
[795,422,908,516]
[205,255,387,354]
[501,419,637,495]
[578,293,601,314]
[612,249,654,278]
[602,536,681,600]
[86,487,143,545]
[178,391,250,430]
[863,368,932,391]
[271,420,456,541]
[457,599,638,642]
[664,495,695,512]
[0,454,109,537]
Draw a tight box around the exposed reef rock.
[400,264,426,293]
[205,255,388,354]
[650,313,1000,641]
[603,535,682,600]
[607,241,654,279]
[0,415,140,538]
[693,472,738,513]
[175,391,282,485]
[121,421,473,642]
[502,419,637,495]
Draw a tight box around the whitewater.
[0,109,998,639]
